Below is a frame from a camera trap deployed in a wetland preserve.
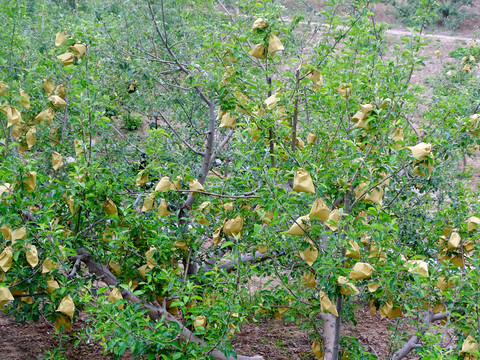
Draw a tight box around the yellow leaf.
[173,240,189,251]
[293,168,315,193]
[52,152,64,171]
[57,52,75,66]
[46,278,60,294]
[55,31,67,46]
[252,18,268,29]
[320,291,338,316]
[379,299,393,318]
[300,242,318,266]
[193,315,207,328]
[337,83,352,99]
[26,244,38,267]
[108,288,124,309]
[42,258,58,274]
[35,107,55,124]
[312,340,324,359]
[248,44,266,60]
[102,198,118,216]
[307,133,317,145]
[223,215,244,237]
[23,171,36,193]
[287,215,310,236]
[19,89,30,109]
[326,209,340,231]
[268,34,284,56]
[48,95,67,108]
[309,198,330,221]
[57,294,75,319]
[189,179,205,192]
[141,193,155,212]
[349,262,374,280]
[70,44,86,58]
[448,231,461,251]
[157,199,170,217]
[0,247,13,272]
[407,142,432,160]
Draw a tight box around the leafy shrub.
[124,113,142,131]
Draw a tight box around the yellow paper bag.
[26,127,36,149]
[19,89,30,109]
[467,216,480,231]
[337,83,352,99]
[212,227,222,245]
[326,209,340,231]
[23,171,36,193]
[248,44,266,60]
[300,241,318,266]
[54,315,72,331]
[349,262,374,280]
[189,179,205,192]
[35,107,55,124]
[219,111,236,128]
[406,260,428,277]
[407,142,432,160]
[136,170,149,186]
[252,18,268,29]
[346,240,360,260]
[223,215,244,237]
[306,70,323,91]
[307,133,317,145]
[379,299,393,318]
[287,215,310,236]
[158,199,170,217]
[11,227,26,243]
[320,291,338,316]
[302,271,316,289]
[296,137,305,150]
[368,283,379,292]
[74,139,83,156]
[293,168,315,193]
[0,287,14,307]
[461,335,478,355]
[312,340,324,359]
[102,198,118,216]
[141,193,155,212]
[173,241,189,251]
[268,34,284,56]
[108,287,124,309]
[448,232,461,251]
[48,95,68,108]
[264,90,281,110]
[274,307,289,319]
[309,198,330,221]
[26,244,38,267]
[0,81,8,96]
[193,315,207,329]
[57,53,75,66]
[54,84,67,99]
[43,79,55,94]
[6,106,22,127]
[46,278,60,294]
[0,247,13,272]
[155,176,173,191]
[57,294,75,319]
[108,261,121,275]
[42,258,58,274]
[337,276,359,295]
[70,44,86,58]
[55,31,67,46]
